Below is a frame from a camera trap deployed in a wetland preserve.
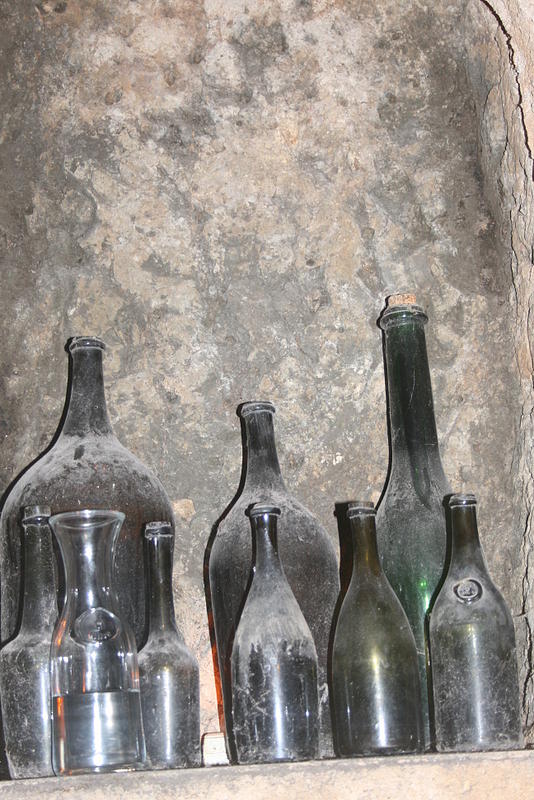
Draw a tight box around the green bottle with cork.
[376,293,450,750]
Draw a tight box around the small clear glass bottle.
[49,509,146,775]
[429,494,523,752]
[138,521,200,769]
[209,402,338,760]
[0,505,57,778]
[231,504,319,764]
[331,502,422,756]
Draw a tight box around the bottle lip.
[239,401,276,418]
[69,336,106,353]
[248,503,281,518]
[347,501,376,518]
[145,521,173,539]
[449,493,477,508]
[379,295,428,329]
[49,509,125,530]
[22,505,51,523]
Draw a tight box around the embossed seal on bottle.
[74,607,120,644]
[453,579,482,604]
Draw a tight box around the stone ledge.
[0,750,532,800]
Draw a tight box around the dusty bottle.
[331,502,422,756]
[0,505,57,778]
[208,401,339,760]
[429,494,523,752]
[0,336,174,648]
[49,509,146,775]
[376,294,450,749]
[231,504,319,764]
[138,521,200,769]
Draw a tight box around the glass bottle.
[231,504,319,764]
[0,336,174,648]
[49,509,146,775]
[331,502,422,756]
[138,521,200,769]
[208,401,339,760]
[429,494,523,752]
[376,294,450,749]
[0,505,57,778]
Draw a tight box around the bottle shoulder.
[430,573,514,629]
[139,633,199,670]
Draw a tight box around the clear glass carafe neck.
[20,507,57,633]
[50,509,124,613]
[348,503,382,578]
[145,523,177,637]
[380,303,448,487]
[240,402,285,494]
[61,337,113,437]
[448,495,487,573]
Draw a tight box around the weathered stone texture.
[0,0,526,736]
[463,0,534,739]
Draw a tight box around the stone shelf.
[0,749,531,800]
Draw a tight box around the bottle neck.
[449,505,487,573]
[383,318,447,483]
[20,523,57,633]
[146,535,177,635]
[62,347,113,437]
[350,516,382,578]
[242,411,285,494]
[252,515,284,577]
[58,529,116,610]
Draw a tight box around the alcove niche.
[1,0,534,795]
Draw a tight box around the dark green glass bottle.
[332,502,422,756]
[376,294,451,750]
[429,494,523,752]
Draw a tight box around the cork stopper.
[387,293,417,307]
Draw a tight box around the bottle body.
[332,503,422,756]
[138,522,200,769]
[0,506,57,778]
[209,402,338,760]
[0,337,174,648]
[49,509,146,775]
[429,495,523,752]
[376,299,450,749]
[231,505,319,764]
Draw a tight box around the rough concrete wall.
[463,0,534,740]
[0,0,523,735]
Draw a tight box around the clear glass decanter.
[49,509,146,775]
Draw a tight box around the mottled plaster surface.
[0,0,525,736]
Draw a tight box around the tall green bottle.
[376,294,450,750]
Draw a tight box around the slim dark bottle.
[0,337,174,648]
[231,505,319,764]
[376,294,450,749]
[209,402,338,760]
[429,494,523,752]
[332,502,422,756]
[0,506,57,778]
[138,522,200,769]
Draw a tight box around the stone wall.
[463,0,534,739]
[0,0,528,736]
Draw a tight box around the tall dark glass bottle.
[231,504,319,764]
[332,502,422,756]
[429,494,523,752]
[208,401,339,760]
[376,294,450,749]
[0,337,174,647]
[0,506,57,778]
[138,521,200,769]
